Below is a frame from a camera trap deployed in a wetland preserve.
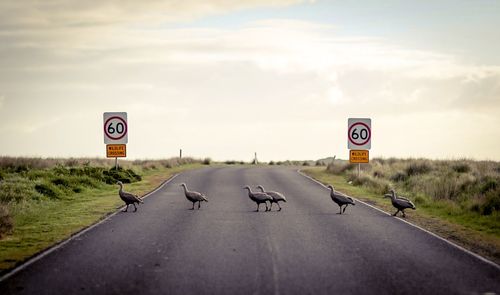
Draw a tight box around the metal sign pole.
[358,163,361,177]
[115,157,118,170]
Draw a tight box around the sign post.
[104,112,128,169]
[348,118,371,177]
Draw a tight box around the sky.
[0,0,499,162]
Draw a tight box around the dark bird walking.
[180,183,208,210]
[256,185,287,211]
[243,186,272,212]
[384,189,416,217]
[117,181,143,212]
[327,185,355,214]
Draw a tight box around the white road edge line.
[297,169,500,270]
[0,173,180,283]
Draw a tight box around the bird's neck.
[118,185,123,192]
[257,187,264,192]
[245,187,253,194]
[182,186,188,193]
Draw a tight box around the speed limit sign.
[348,118,371,150]
[103,112,128,144]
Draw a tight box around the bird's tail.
[137,195,144,203]
[202,195,208,202]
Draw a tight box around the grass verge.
[302,167,500,265]
[0,163,202,275]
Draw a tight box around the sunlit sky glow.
[1,0,499,161]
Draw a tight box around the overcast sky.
[1,0,499,161]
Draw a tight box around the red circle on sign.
[348,122,371,146]
[104,116,127,140]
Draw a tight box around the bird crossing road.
[1,167,499,294]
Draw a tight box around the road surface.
[1,166,499,294]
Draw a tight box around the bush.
[269,161,275,165]
[481,188,500,215]
[51,177,70,187]
[0,177,42,202]
[35,183,63,199]
[347,172,391,194]
[103,168,141,184]
[405,161,432,176]
[0,204,13,239]
[202,158,211,165]
[452,162,471,173]
[390,171,408,182]
[327,162,355,175]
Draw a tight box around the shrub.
[405,161,432,176]
[202,158,211,165]
[327,162,355,175]
[480,177,498,194]
[35,183,63,199]
[51,177,70,187]
[0,204,13,239]
[103,167,141,184]
[481,188,500,215]
[452,162,471,173]
[390,171,408,182]
[269,161,275,165]
[0,177,42,202]
[347,172,391,194]
[302,161,311,166]
[225,160,237,165]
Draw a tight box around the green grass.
[302,167,500,264]
[0,161,203,274]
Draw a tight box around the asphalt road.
[1,167,499,295]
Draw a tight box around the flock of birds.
[116,181,416,217]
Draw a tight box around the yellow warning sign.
[106,144,126,158]
[349,150,369,163]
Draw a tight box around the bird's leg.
[198,201,201,209]
[133,203,137,212]
[277,202,282,211]
[339,206,342,214]
[343,205,347,213]
[123,204,129,212]
[393,210,399,216]
[256,203,260,212]
[190,202,195,210]
[402,210,406,218]
[269,202,273,211]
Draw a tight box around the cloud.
[0,0,306,29]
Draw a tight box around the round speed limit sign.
[103,112,128,144]
[348,118,371,150]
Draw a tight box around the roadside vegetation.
[302,158,500,263]
[0,157,204,273]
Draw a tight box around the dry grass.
[326,158,500,217]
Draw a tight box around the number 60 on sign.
[103,112,128,144]
[348,118,371,150]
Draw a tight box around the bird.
[384,189,416,218]
[256,185,287,211]
[243,186,273,212]
[117,181,143,212]
[180,183,208,210]
[326,185,355,214]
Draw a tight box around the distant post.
[254,152,258,165]
[180,149,182,159]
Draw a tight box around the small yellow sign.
[106,144,126,158]
[350,150,369,163]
